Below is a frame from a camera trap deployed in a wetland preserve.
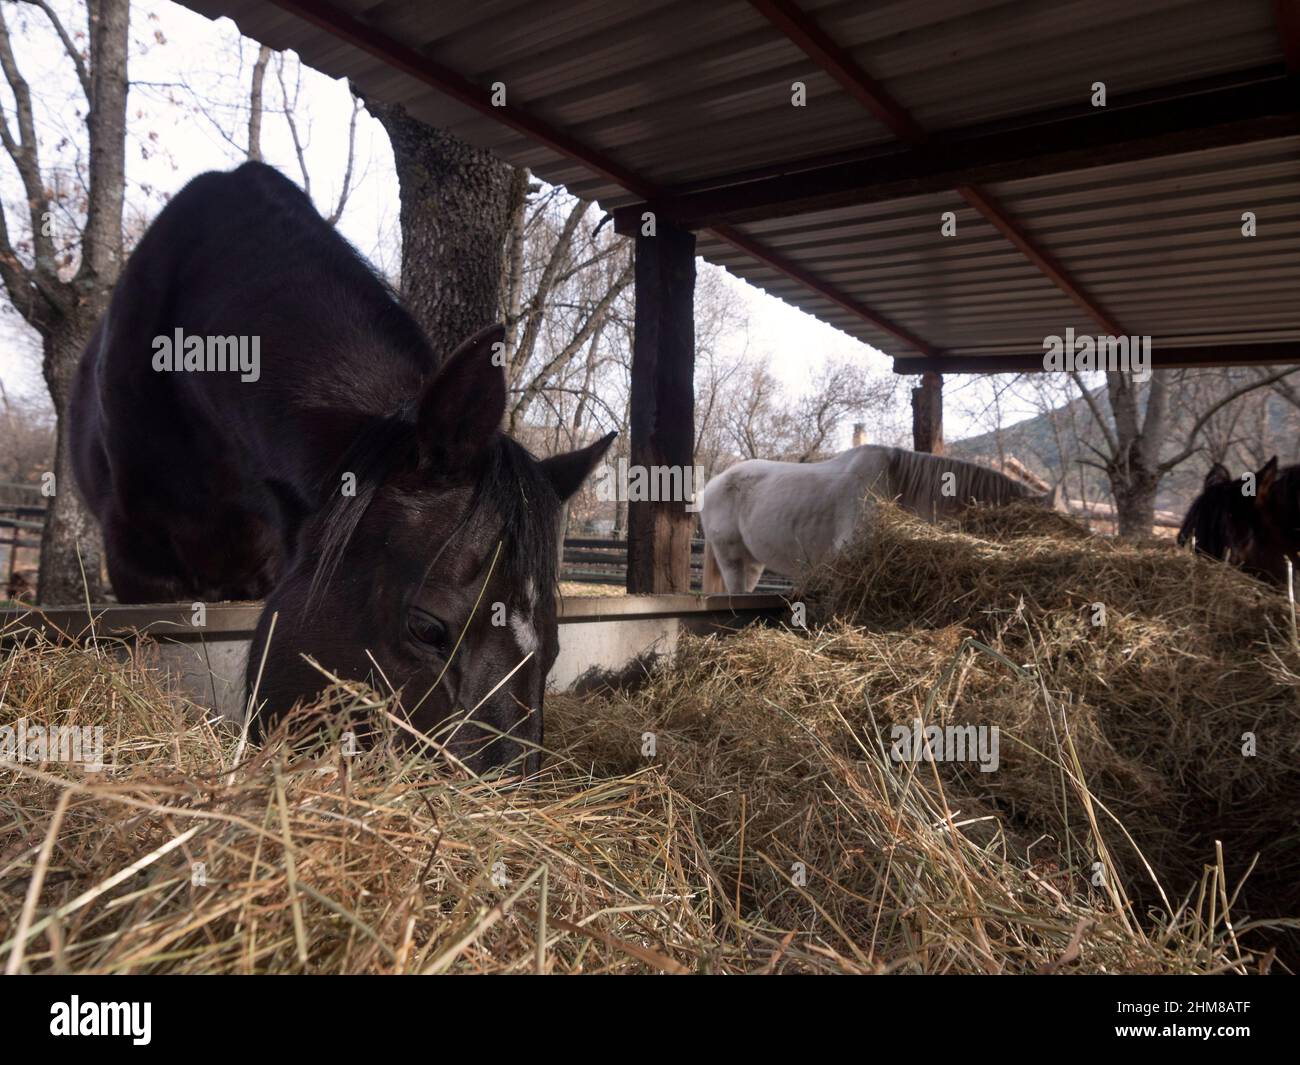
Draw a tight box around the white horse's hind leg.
[701,469,758,594]
[712,540,760,594]
[703,541,725,593]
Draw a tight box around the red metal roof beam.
[712,224,939,356]
[750,0,1131,340]
[956,184,1124,336]
[265,0,658,199]
[747,0,927,144]
[611,75,1300,232]
[1276,0,1300,73]
[894,343,1300,375]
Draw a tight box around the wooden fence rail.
[563,536,793,593]
[0,510,792,596]
[2,490,1176,599]
[0,507,41,598]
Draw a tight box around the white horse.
[700,445,1060,593]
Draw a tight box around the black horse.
[70,162,613,773]
[1178,457,1300,584]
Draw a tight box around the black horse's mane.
[1177,488,1238,559]
[306,414,558,611]
[478,436,562,592]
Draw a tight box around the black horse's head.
[1177,457,1288,581]
[247,325,614,774]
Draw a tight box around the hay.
[1,504,1296,974]
[558,581,624,598]
[800,502,1300,957]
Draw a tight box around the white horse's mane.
[878,446,1041,512]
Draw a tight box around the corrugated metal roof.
[176,0,1300,369]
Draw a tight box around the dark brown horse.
[1177,457,1300,584]
[70,162,613,773]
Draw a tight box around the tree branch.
[511,198,589,374]
[1068,370,1118,455]
[323,91,361,225]
[1158,365,1300,471]
[510,255,632,421]
[276,53,311,201]
[0,1,61,306]
[16,0,90,98]
[247,44,271,160]
[75,0,129,291]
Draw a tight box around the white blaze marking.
[510,611,538,654]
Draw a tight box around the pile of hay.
[1,504,1296,974]
[798,503,1300,956]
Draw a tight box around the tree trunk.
[911,372,943,454]
[500,167,529,355]
[32,0,130,603]
[247,45,271,160]
[556,500,570,569]
[355,93,515,355]
[39,321,103,603]
[1104,371,1167,540]
[1110,464,1159,540]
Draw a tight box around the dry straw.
[1,503,1297,973]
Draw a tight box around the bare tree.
[787,359,899,461]
[501,187,633,436]
[0,0,130,601]
[704,352,898,467]
[157,35,362,224]
[274,53,358,224]
[1072,367,1298,537]
[953,366,1300,537]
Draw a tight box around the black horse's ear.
[417,324,507,469]
[1205,463,1231,489]
[1256,456,1280,497]
[540,431,617,501]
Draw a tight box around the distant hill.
[950,391,1116,500]
[953,404,1082,482]
[950,382,1300,517]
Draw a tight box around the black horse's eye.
[407,608,449,651]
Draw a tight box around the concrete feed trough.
[0,594,786,722]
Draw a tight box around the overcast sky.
[0,0,1024,440]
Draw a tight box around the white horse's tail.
[702,539,725,593]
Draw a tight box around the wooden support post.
[911,371,943,454]
[4,531,15,599]
[627,220,696,594]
